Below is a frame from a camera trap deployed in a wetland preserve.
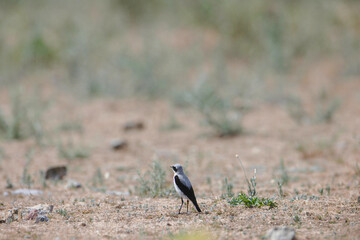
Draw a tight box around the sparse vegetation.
[58,121,83,133]
[0,0,359,239]
[56,208,68,218]
[221,177,234,199]
[185,80,244,137]
[229,192,277,209]
[58,142,90,160]
[136,160,172,197]
[20,150,34,188]
[285,91,340,125]
[293,213,301,224]
[229,155,277,209]
[0,89,46,142]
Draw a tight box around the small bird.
[171,163,201,214]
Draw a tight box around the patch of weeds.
[6,176,13,189]
[39,170,47,188]
[220,177,234,199]
[317,185,330,196]
[314,91,340,123]
[160,114,182,131]
[185,80,243,137]
[228,192,277,209]
[285,90,340,125]
[295,136,338,160]
[354,163,360,177]
[291,194,319,201]
[0,146,4,164]
[56,208,68,218]
[58,141,90,160]
[236,154,256,197]
[229,155,277,209]
[325,184,330,196]
[164,230,211,240]
[92,168,104,187]
[0,88,47,143]
[135,160,172,197]
[293,213,301,224]
[20,149,34,188]
[57,121,83,132]
[22,33,57,67]
[88,168,107,192]
[278,159,289,185]
[277,181,284,198]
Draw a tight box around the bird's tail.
[192,199,201,213]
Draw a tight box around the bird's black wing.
[175,176,196,201]
[175,175,201,212]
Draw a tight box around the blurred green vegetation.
[0,0,359,102]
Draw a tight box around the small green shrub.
[135,160,172,197]
[186,80,243,137]
[0,89,46,143]
[230,155,277,209]
[228,192,277,209]
[221,177,234,199]
[56,208,68,217]
[58,142,90,160]
[285,91,340,125]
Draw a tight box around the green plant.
[186,80,243,137]
[58,142,90,160]
[293,213,301,224]
[22,33,57,67]
[56,208,68,217]
[285,91,340,125]
[229,155,277,208]
[228,192,277,209]
[325,185,330,196]
[278,158,289,185]
[236,154,256,197]
[160,114,182,131]
[221,177,234,199]
[20,150,34,188]
[135,160,172,197]
[39,170,47,188]
[6,176,13,189]
[58,121,83,132]
[92,168,104,188]
[277,181,284,198]
[0,88,46,143]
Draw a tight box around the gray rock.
[266,226,295,240]
[6,189,43,196]
[35,215,48,223]
[66,179,82,189]
[110,139,128,150]
[123,121,144,131]
[45,166,67,180]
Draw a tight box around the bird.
[170,163,201,214]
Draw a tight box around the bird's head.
[170,163,183,173]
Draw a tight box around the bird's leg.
[178,198,184,214]
[187,199,189,213]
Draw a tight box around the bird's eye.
[172,166,177,171]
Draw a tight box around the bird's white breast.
[173,175,187,198]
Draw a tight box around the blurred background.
[0,1,360,238]
[1,0,359,98]
[1,0,360,196]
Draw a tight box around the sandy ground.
[0,73,360,239]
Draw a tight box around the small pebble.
[35,215,48,223]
